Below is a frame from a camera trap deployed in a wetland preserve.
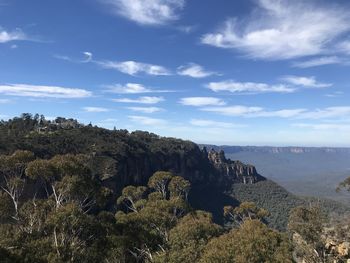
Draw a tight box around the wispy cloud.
[298,107,350,120]
[104,83,173,94]
[207,80,295,94]
[129,115,167,125]
[190,119,245,128]
[281,76,332,88]
[55,52,171,77]
[54,51,93,63]
[127,106,163,113]
[98,60,171,76]
[177,63,218,78]
[176,25,197,33]
[325,91,344,98]
[103,0,185,26]
[292,56,345,68]
[201,0,350,60]
[0,84,92,98]
[0,28,27,43]
[82,52,93,62]
[337,40,350,55]
[82,107,109,112]
[179,97,226,106]
[201,105,350,119]
[202,105,265,117]
[292,123,350,131]
[0,99,11,104]
[112,96,164,104]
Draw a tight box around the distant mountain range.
[202,145,350,154]
[201,145,350,204]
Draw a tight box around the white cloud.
[177,63,218,78]
[207,80,295,94]
[201,105,350,119]
[127,106,163,113]
[282,76,332,88]
[337,40,350,55]
[299,107,350,120]
[179,97,226,107]
[201,0,350,60]
[103,0,185,25]
[83,52,93,62]
[292,56,344,68]
[292,123,350,131]
[83,107,109,112]
[106,83,151,93]
[325,91,344,98]
[0,84,92,98]
[190,119,245,128]
[0,99,11,103]
[202,105,265,116]
[0,28,27,43]
[129,115,167,126]
[256,109,307,118]
[105,83,172,94]
[112,96,164,104]
[176,25,197,33]
[55,52,93,63]
[98,60,171,76]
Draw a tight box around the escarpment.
[94,144,264,194]
[0,116,264,196]
[207,148,263,184]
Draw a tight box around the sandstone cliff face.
[207,148,263,184]
[96,145,263,193]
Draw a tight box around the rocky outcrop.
[96,146,264,193]
[207,148,263,184]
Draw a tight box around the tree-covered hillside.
[0,114,349,262]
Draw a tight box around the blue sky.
[1,0,350,146]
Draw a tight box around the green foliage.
[155,211,222,263]
[168,176,191,200]
[288,205,325,245]
[148,171,174,199]
[201,219,293,263]
[224,201,269,226]
[337,176,350,192]
[288,205,329,262]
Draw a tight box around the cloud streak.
[127,106,163,113]
[112,96,164,104]
[177,63,218,78]
[98,60,171,76]
[0,84,92,98]
[292,56,345,68]
[282,76,332,88]
[179,97,226,107]
[292,123,350,131]
[190,119,245,128]
[83,107,109,112]
[103,0,185,26]
[201,105,350,120]
[207,80,295,94]
[104,83,173,94]
[129,115,167,125]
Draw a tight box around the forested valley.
[0,114,350,263]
